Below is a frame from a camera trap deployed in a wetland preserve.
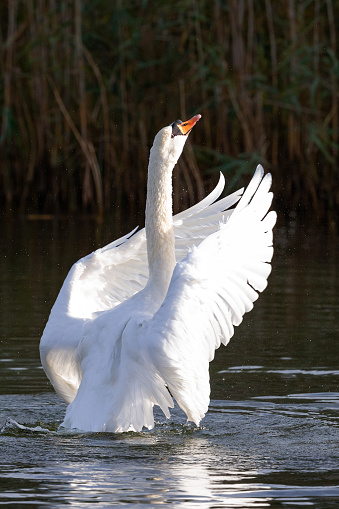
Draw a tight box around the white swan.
[40,114,276,432]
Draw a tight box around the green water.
[0,216,338,507]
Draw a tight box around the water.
[0,215,338,507]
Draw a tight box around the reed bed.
[0,0,338,225]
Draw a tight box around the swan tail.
[104,368,173,432]
[61,314,174,433]
[61,363,173,433]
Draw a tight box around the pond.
[0,214,338,508]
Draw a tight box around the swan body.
[40,114,276,432]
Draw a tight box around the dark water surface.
[0,216,338,508]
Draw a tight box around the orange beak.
[177,114,202,135]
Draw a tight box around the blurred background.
[0,0,338,226]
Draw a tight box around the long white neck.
[145,138,177,300]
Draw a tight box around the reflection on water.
[0,216,338,507]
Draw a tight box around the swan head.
[150,114,201,167]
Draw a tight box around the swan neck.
[145,150,176,296]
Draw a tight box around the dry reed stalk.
[326,0,337,155]
[61,1,72,159]
[25,0,44,178]
[246,0,254,75]
[213,1,229,156]
[0,0,18,203]
[83,44,119,213]
[74,0,91,208]
[230,0,245,74]
[228,1,267,156]
[83,43,111,195]
[287,0,301,162]
[313,0,320,75]
[1,0,17,146]
[19,90,38,211]
[264,0,278,168]
[38,0,49,153]
[194,1,212,147]
[49,0,63,175]
[50,79,103,217]
[117,1,129,159]
[227,83,253,151]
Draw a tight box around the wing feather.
[143,166,276,426]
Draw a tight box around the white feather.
[40,114,276,432]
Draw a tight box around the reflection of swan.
[40,114,276,432]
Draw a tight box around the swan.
[40,114,276,432]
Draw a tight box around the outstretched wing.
[40,174,243,403]
[64,227,147,320]
[174,173,243,262]
[143,165,276,426]
[50,173,243,321]
[40,226,147,403]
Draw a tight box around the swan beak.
[178,114,202,135]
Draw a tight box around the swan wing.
[46,174,237,322]
[62,226,149,320]
[69,172,241,318]
[174,172,244,262]
[40,226,147,403]
[40,173,244,405]
[62,173,244,320]
[143,166,276,426]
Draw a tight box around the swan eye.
[171,120,184,138]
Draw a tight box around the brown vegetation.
[0,1,338,224]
